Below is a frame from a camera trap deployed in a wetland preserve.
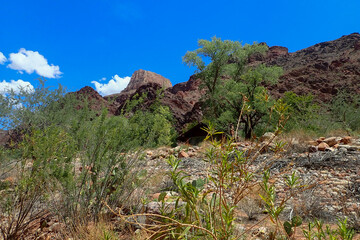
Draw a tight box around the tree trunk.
[244,121,252,140]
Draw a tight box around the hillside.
[72,33,360,133]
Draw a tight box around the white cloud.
[0,52,6,64]
[7,48,62,78]
[91,75,130,96]
[0,79,34,95]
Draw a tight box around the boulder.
[146,201,185,214]
[260,132,276,142]
[318,142,329,151]
[267,46,289,59]
[340,136,352,144]
[308,146,318,153]
[323,137,339,147]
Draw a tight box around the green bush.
[331,91,360,133]
[126,105,177,148]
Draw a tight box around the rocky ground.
[2,134,360,239]
[130,134,360,239]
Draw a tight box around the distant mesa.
[121,69,172,95]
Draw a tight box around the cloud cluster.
[92,75,130,96]
[7,48,62,78]
[0,51,6,64]
[0,79,34,95]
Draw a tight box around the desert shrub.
[0,80,72,130]
[293,186,328,220]
[280,91,320,132]
[118,90,177,148]
[18,109,145,227]
[330,91,360,133]
[0,172,48,240]
[126,105,177,148]
[279,91,358,136]
[68,109,137,222]
[0,81,178,237]
[0,128,65,240]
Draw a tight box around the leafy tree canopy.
[183,37,283,139]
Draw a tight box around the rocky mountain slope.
[264,33,360,102]
[103,71,204,132]
[1,33,359,146]
[74,33,360,133]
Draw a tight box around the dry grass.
[237,184,265,221]
[69,219,118,240]
[325,128,353,138]
[280,129,316,143]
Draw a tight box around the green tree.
[183,37,283,139]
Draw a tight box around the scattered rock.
[178,150,189,158]
[233,223,245,234]
[338,145,360,151]
[323,137,339,147]
[339,147,348,153]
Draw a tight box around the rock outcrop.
[122,69,172,94]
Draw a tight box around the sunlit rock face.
[122,69,172,94]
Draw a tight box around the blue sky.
[0,0,359,96]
